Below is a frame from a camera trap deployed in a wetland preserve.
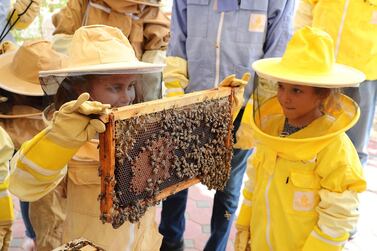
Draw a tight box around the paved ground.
[9,142,377,251]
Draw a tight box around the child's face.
[88,74,139,107]
[277,82,323,126]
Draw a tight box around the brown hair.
[314,87,341,112]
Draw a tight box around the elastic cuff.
[165,87,185,97]
[302,226,348,251]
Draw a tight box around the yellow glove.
[219,72,251,121]
[0,40,18,55]
[9,0,42,30]
[234,229,251,251]
[142,50,165,101]
[163,56,188,97]
[47,93,110,148]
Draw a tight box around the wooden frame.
[99,88,233,223]
[100,88,232,122]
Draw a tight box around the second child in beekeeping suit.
[0,40,67,251]
[52,0,170,101]
[8,24,167,251]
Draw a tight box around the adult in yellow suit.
[294,0,377,166]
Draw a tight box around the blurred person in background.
[0,128,14,251]
[0,40,67,251]
[51,0,170,101]
[0,0,41,43]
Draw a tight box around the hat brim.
[252,58,366,88]
[0,52,44,96]
[39,61,165,77]
[127,0,162,7]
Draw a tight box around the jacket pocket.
[236,1,268,43]
[68,162,101,185]
[290,172,320,213]
[291,172,321,190]
[187,0,210,38]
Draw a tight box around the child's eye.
[292,88,302,94]
[107,85,122,93]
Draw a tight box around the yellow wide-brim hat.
[252,26,366,88]
[40,25,165,77]
[0,40,65,96]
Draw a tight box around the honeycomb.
[101,95,233,228]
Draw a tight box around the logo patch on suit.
[293,191,315,211]
[249,14,266,32]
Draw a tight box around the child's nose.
[280,91,291,103]
[119,92,131,105]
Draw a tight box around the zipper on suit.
[214,12,225,87]
[265,175,274,251]
[335,0,351,58]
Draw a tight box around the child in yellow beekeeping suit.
[0,127,14,251]
[234,26,367,251]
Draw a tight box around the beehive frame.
[99,88,234,227]
[52,238,104,251]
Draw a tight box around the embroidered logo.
[249,14,267,32]
[293,191,315,211]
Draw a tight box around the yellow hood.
[250,94,359,161]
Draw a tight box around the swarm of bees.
[100,96,233,228]
[54,238,105,251]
